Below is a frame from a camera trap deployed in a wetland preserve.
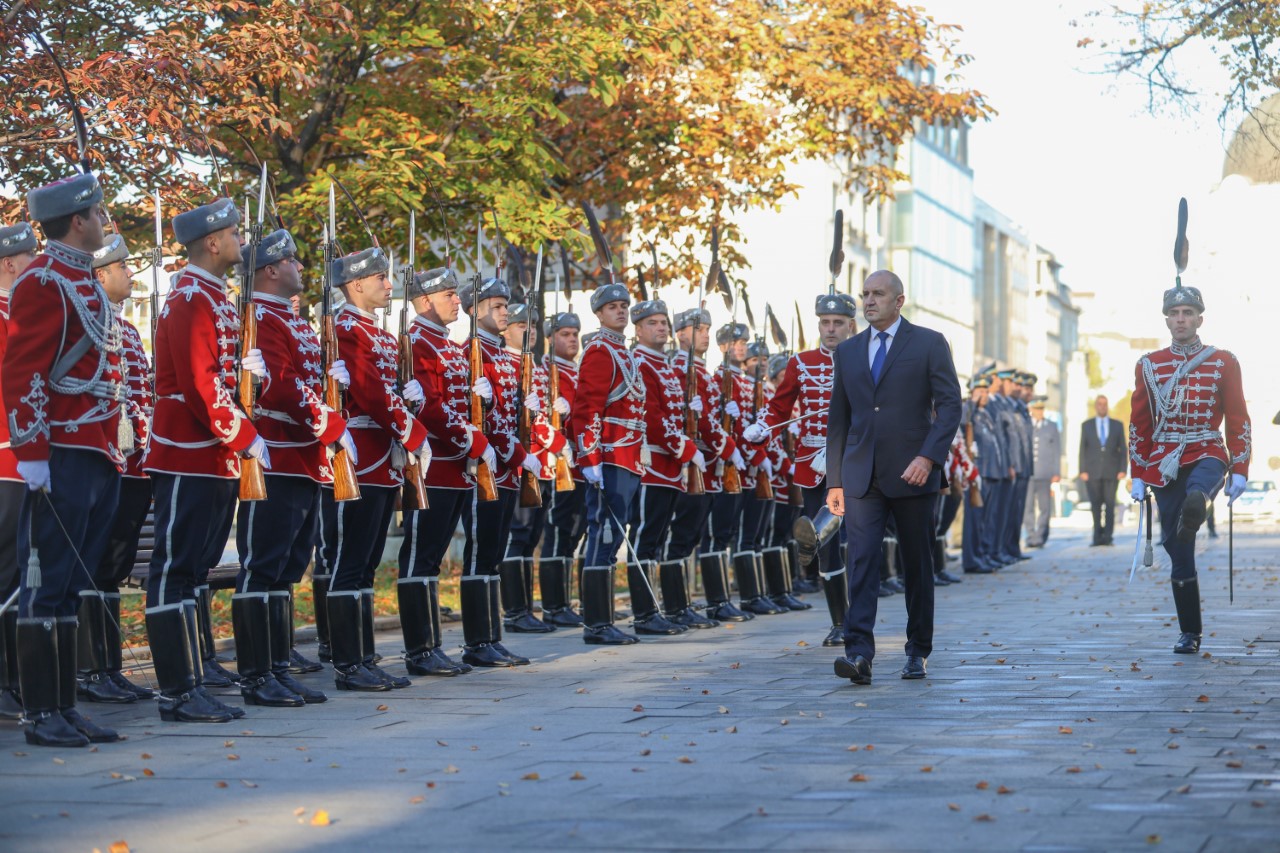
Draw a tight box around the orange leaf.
[849,773,868,782]
[310,810,330,827]
[975,781,989,790]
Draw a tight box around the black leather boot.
[702,553,751,622]
[540,557,584,627]
[793,508,842,570]
[427,579,470,674]
[501,558,552,633]
[183,601,245,718]
[269,591,326,703]
[821,569,848,647]
[735,552,782,615]
[0,608,23,719]
[460,578,513,666]
[286,590,322,673]
[660,558,718,629]
[54,617,119,743]
[630,562,686,635]
[75,591,136,703]
[103,592,153,699]
[488,578,530,665]
[790,539,820,594]
[361,589,409,687]
[1176,490,1209,544]
[195,586,238,687]
[1171,577,1203,654]
[149,605,237,722]
[233,594,305,708]
[582,565,639,645]
[327,592,391,691]
[17,618,89,747]
[400,578,455,676]
[764,547,810,610]
[312,573,333,663]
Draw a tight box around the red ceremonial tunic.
[507,347,565,482]
[250,293,347,484]
[715,363,767,488]
[0,289,19,482]
[544,354,583,484]
[142,265,257,478]
[633,345,696,490]
[118,313,152,479]
[757,346,834,489]
[1129,339,1251,487]
[332,303,426,488]
[2,241,125,468]
[570,329,646,475]
[758,384,791,503]
[472,330,526,489]
[670,351,735,493]
[408,315,489,490]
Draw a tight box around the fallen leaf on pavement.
[376,704,388,711]
[310,810,330,827]
[1196,695,1209,703]
[215,781,228,788]
[1175,785,1191,794]
[522,773,540,780]
[974,814,995,822]
[570,771,586,780]
[109,842,130,853]
[726,726,738,733]
[849,774,868,782]
[1058,727,1073,735]
[1066,766,1081,774]
[678,756,694,764]
[975,781,990,790]
[444,765,459,774]
[633,705,644,712]
[1226,760,1243,768]
[142,768,155,777]
[947,803,961,811]
[997,785,1013,794]
[409,796,425,804]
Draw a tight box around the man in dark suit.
[825,271,962,685]
[1079,395,1126,545]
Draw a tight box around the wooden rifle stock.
[547,356,574,492]
[751,357,774,501]
[323,315,361,503]
[470,334,499,502]
[683,350,705,496]
[783,428,803,506]
[237,305,266,501]
[720,366,741,494]
[396,326,428,512]
[517,351,543,508]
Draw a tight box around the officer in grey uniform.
[1023,396,1060,548]
[962,373,1007,573]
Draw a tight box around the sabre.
[758,407,828,432]
[1229,501,1234,604]
[1128,494,1145,585]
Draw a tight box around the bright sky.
[918,0,1240,340]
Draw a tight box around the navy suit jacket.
[825,317,962,500]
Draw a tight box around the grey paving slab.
[1,523,1279,852]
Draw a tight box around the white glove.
[16,460,51,492]
[1130,480,1146,502]
[583,464,603,486]
[524,392,542,413]
[788,422,800,437]
[725,400,741,419]
[688,396,703,414]
[742,422,767,444]
[1225,473,1247,505]
[813,448,827,474]
[241,348,268,380]
[327,359,350,388]
[522,454,542,478]
[472,377,493,402]
[416,440,432,471]
[481,444,498,472]
[560,444,575,468]
[402,379,425,404]
[337,429,359,465]
[245,435,272,470]
[553,396,571,416]
[730,448,746,470]
[760,457,773,477]
[691,449,707,472]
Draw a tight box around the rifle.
[517,246,544,508]
[237,165,268,502]
[751,337,774,501]
[547,261,574,492]
[396,210,427,511]
[321,185,360,502]
[149,190,162,396]
[683,283,707,497]
[469,217,498,502]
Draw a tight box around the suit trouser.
[95,476,152,593]
[18,448,121,618]
[507,480,552,559]
[1005,475,1030,555]
[1153,459,1226,582]
[320,484,397,591]
[0,480,27,597]
[1087,477,1118,543]
[982,478,1012,560]
[667,492,715,560]
[583,467,640,567]
[630,483,681,562]
[737,492,772,553]
[462,487,518,576]
[540,481,587,560]
[1024,478,1053,545]
[236,475,320,593]
[841,478,935,662]
[146,473,235,608]
[400,487,470,579]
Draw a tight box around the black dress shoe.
[405,650,462,677]
[936,570,963,584]
[544,607,585,627]
[198,686,246,718]
[900,656,927,680]
[670,607,720,630]
[1173,632,1202,654]
[834,655,872,685]
[962,565,994,574]
[430,648,471,674]
[274,670,328,703]
[772,592,812,611]
[77,671,139,704]
[794,577,821,594]
[363,661,412,688]
[240,674,306,708]
[707,601,753,622]
[24,710,90,747]
[885,577,906,594]
[109,672,155,700]
[583,624,640,646]
[158,689,238,723]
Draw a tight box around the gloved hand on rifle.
[691,449,707,472]
[522,454,542,478]
[241,348,268,381]
[333,429,358,465]
[402,379,425,405]
[687,396,703,414]
[523,392,541,413]
[553,396,571,416]
[742,422,767,444]
[327,359,350,388]
[724,400,741,419]
[416,439,432,472]
[245,436,272,470]
[472,377,493,402]
[729,448,746,470]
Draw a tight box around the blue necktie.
[871,331,889,383]
[1099,419,1107,446]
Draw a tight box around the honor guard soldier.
[569,282,645,645]
[960,374,1005,573]
[142,196,264,722]
[744,292,857,645]
[537,310,587,626]
[77,235,154,705]
[318,246,428,691]
[458,276,541,666]
[1129,272,1250,654]
[627,297,707,634]
[499,301,566,634]
[3,173,124,746]
[738,338,789,614]
[754,347,810,611]
[232,229,353,706]
[0,221,39,720]
[397,266,493,676]
[668,307,744,623]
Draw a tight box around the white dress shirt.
[868,315,903,363]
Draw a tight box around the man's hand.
[521,454,542,478]
[729,448,746,470]
[553,396,571,416]
[583,464,603,486]
[481,444,498,472]
[16,460,51,493]
[1051,475,1060,484]
[1080,471,1090,482]
[759,457,773,477]
[245,436,272,470]
[241,348,268,380]
[742,422,767,444]
[523,392,541,413]
[336,429,359,465]
[327,359,350,388]
[691,449,707,472]
[826,486,845,517]
[472,377,493,401]
[724,400,740,419]
[788,422,801,438]
[402,379,425,404]
[560,445,575,468]
[416,439,432,470]
[688,396,703,414]
[1116,471,1125,481]
[1225,473,1248,505]
[1130,480,1146,502]
[901,455,932,487]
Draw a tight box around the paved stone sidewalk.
[1,523,1277,852]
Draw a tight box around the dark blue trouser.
[667,492,714,560]
[771,500,801,548]
[707,490,744,552]
[937,490,962,538]
[236,475,320,593]
[1006,476,1029,556]
[0,480,26,597]
[462,487,518,576]
[982,478,1012,560]
[1152,458,1226,582]
[146,473,235,609]
[584,466,640,567]
[320,484,397,591]
[18,448,120,618]
[738,492,772,553]
[630,483,680,562]
[97,476,152,592]
[507,481,552,559]
[400,487,469,579]
[541,481,587,559]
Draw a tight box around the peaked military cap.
[1018,371,1037,386]
[173,197,238,246]
[544,311,581,336]
[507,301,536,325]
[746,339,769,359]
[716,322,749,345]
[91,233,130,270]
[27,173,103,223]
[1163,282,1204,314]
[0,223,38,259]
[969,374,992,390]
[459,276,511,312]
[590,282,630,312]
[630,299,668,324]
[241,229,297,271]
[995,367,1016,379]
[1029,395,1048,408]
[331,247,390,287]
[815,292,857,318]
[674,307,711,331]
[408,266,459,300]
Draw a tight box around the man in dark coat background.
[1079,394,1126,546]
